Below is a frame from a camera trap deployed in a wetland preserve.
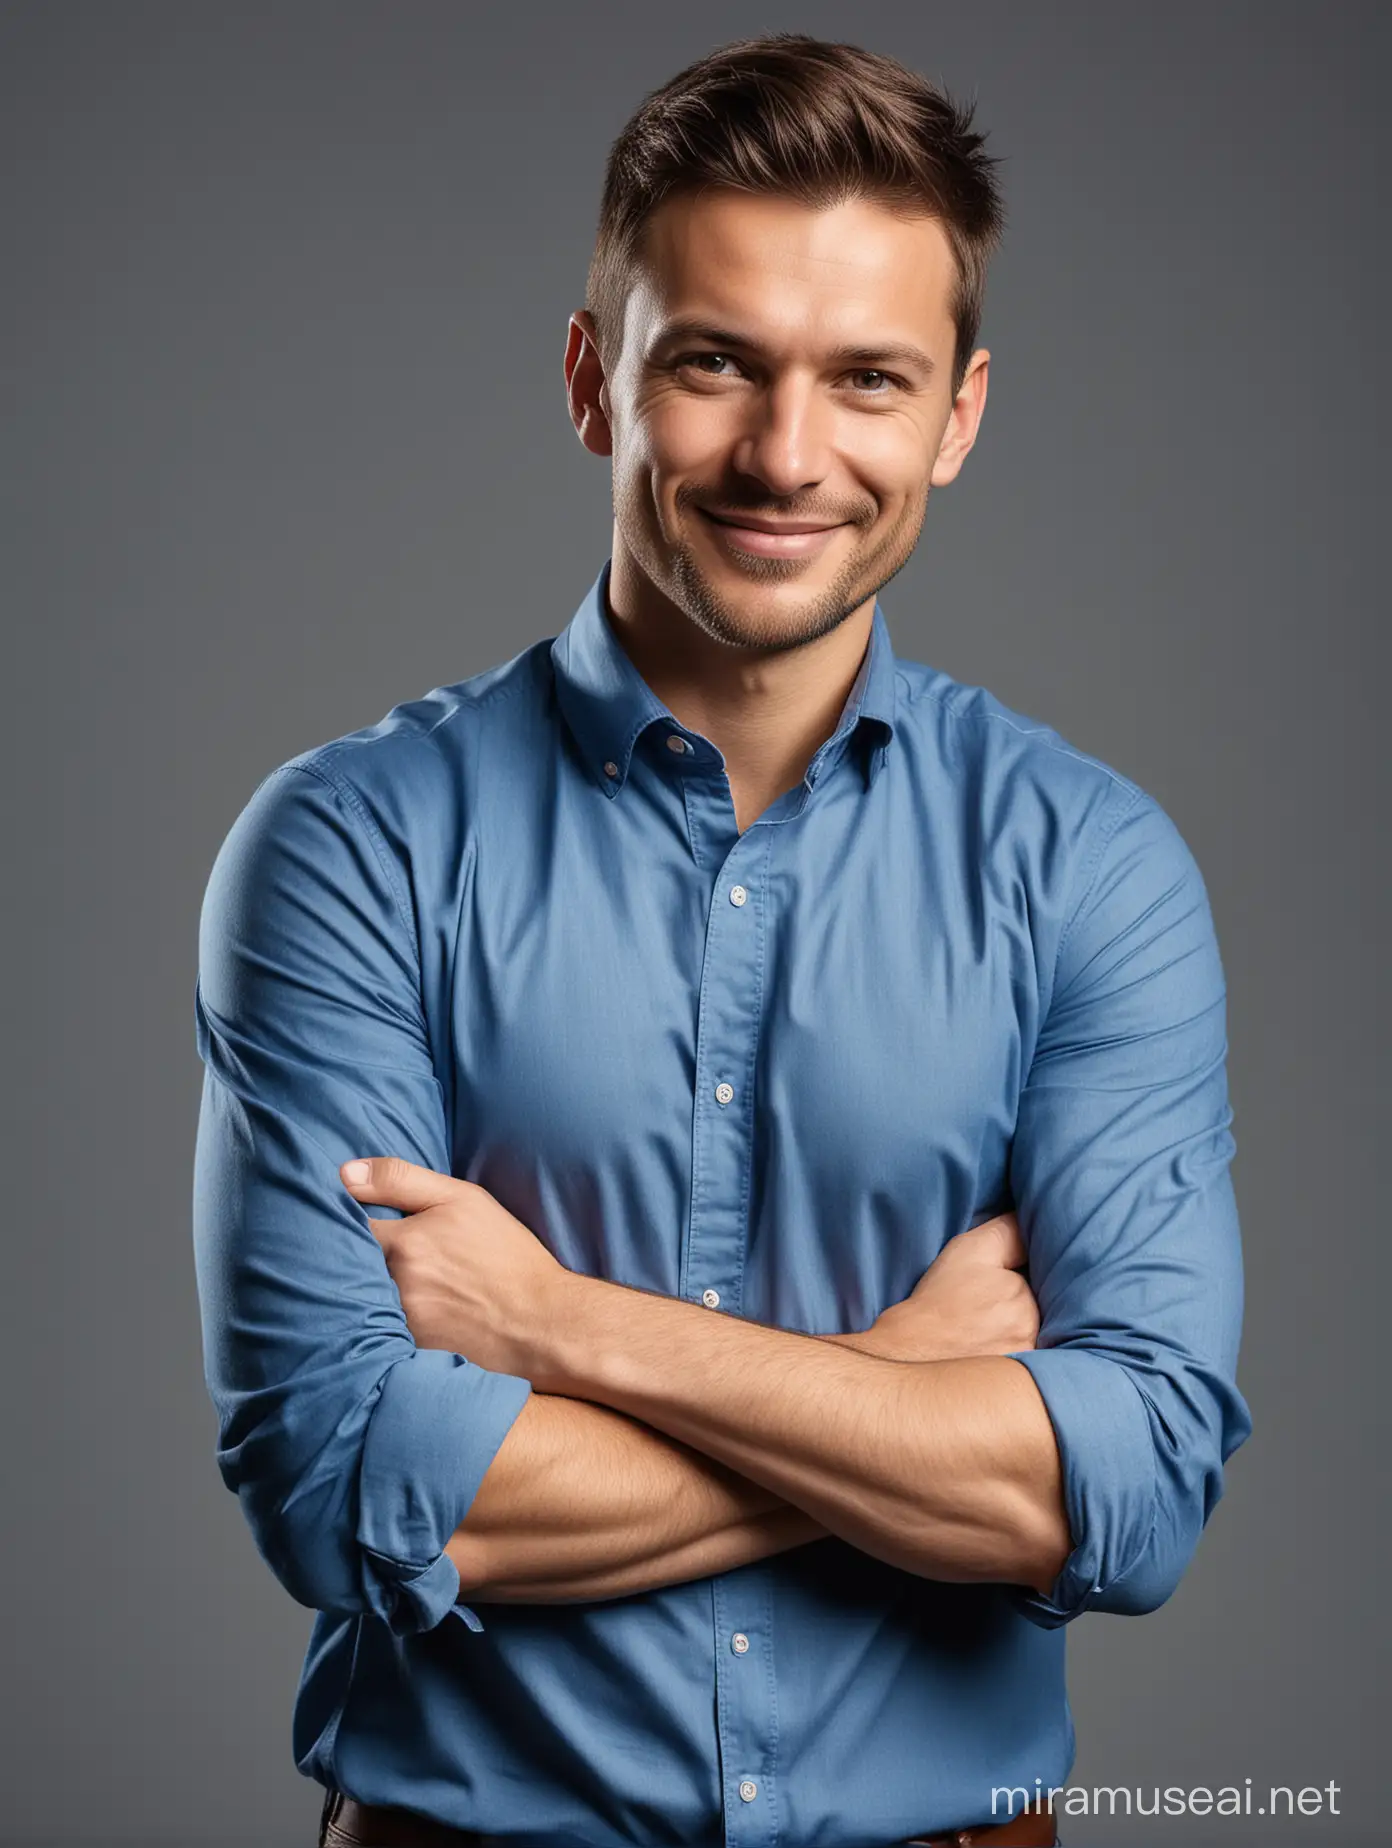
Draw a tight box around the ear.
[565,310,614,458]
[930,346,990,489]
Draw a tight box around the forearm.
[539,1278,1071,1594]
[446,1386,829,1601]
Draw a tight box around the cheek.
[839,414,932,507]
[638,393,740,484]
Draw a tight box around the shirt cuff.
[355,1347,533,1635]
[1006,1347,1158,1627]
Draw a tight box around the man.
[193,32,1250,1848]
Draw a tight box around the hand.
[829,1213,1039,1363]
[340,1156,572,1379]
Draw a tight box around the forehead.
[624,189,957,354]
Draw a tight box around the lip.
[697,508,846,559]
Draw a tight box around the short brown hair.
[586,33,1006,399]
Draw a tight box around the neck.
[606,544,875,829]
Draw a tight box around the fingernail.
[342,1159,371,1184]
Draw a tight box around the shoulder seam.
[279,760,423,979]
[1051,783,1149,995]
[898,671,1139,793]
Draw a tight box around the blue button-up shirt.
[193,563,1250,1847]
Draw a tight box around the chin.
[669,552,863,653]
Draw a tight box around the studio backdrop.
[3,3,1385,1845]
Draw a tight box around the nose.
[729,372,832,499]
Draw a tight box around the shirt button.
[729,884,748,906]
[738,1780,758,1803]
[701,1287,721,1308]
[731,1632,750,1654]
[602,760,619,778]
[666,733,692,754]
[714,1082,734,1106]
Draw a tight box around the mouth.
[696,507,848,560]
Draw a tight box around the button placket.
[713,1576,778,1846]
[678,801,764,1320]
[682,813,775,1848]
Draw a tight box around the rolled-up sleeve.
[192,759,532,1635]
[1007,781,1251,1626]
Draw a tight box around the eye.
[678,352,743,378]
[847,369,896,394]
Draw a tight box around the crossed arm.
[445,1345,1066,1605]
[338,1160,1068,1606]
[443,1388,828,1603]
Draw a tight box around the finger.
[365,1214,398,1258]
[340,1154,460,1214]
[957,1211,1026,1270]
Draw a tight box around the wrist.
[531,1268,618,1395]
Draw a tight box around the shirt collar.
[551,560,899,800]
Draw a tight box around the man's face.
[576,189,985,653]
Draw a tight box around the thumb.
[340,1155,458,1213]
[954,1210,1027,1270]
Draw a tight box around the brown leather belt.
[320,1789,1058,1847]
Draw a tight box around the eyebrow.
[650,319,936,379]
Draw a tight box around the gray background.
[3,2,1386,1844]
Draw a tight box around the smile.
[697,509,847,559]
